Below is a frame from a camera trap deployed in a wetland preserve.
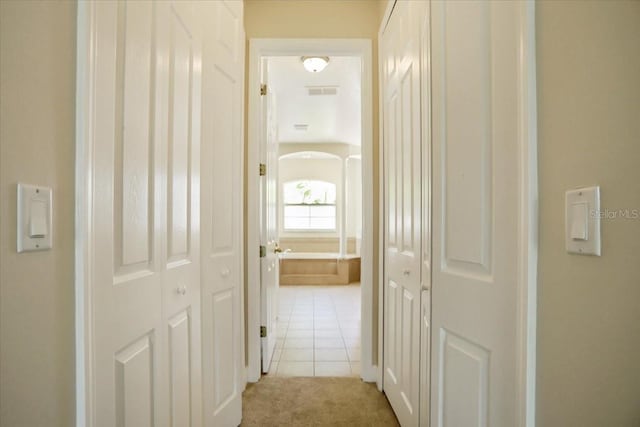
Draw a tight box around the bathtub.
[279,252,361,285]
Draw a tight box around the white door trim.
[247,38,376,383]
[377,0,395,392]
[516,2,538,426]
[75,2,96,424]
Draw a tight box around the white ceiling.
[267,56,361,146]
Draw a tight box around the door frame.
[246,38,376,383]
[515,3,539,425]
[74,2,96,423]
[377,1,538,425]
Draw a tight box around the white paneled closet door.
[90,1,202,425]
[430,1,531,426]
[381,1,534,426]
[381,1,427,425]
[200,1,245,426]
[160,2,204,426]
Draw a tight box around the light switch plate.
[17,183,52,252]
[565,186,600,256]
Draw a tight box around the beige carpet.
[241,377,400,426]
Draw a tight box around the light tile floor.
[268,284,361,377]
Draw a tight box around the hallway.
[2,2,639,426]
[241,376,398,426]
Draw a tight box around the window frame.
[282,180,337,232]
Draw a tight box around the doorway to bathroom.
[274,55,363,377]
[247,39,376,383]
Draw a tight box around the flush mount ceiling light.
[302,56,329,73]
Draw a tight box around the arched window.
[283,180,336,231]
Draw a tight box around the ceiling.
[267,56,361,146]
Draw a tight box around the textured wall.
[0,1,77,425]
[536,1,640,425]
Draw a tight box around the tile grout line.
[336,287,359,374]
[333,289,353,374]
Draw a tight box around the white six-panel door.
[259,67,280,373]
[381,1,426,425]
[200,1,245,426]
[430,1,528,426]
[90,1,202,425]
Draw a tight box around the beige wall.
[0,1,76,425]
[245,0,383,39]
[536,1,640,425]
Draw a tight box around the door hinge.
[260,84,267,96]
[259,163,266,176]
[260,245,266,258]
[260,326,267,337]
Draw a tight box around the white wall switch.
[565,186,600,256]
[17,183,52,252]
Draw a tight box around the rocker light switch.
[29,199,48,238]
[565,186,600,256]
[17,183,52,252]
[570,202,588,240]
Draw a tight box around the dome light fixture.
[302,56,329,73]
